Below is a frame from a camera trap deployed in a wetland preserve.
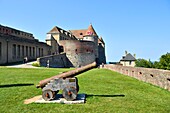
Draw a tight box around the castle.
[40,24,106,67]
[0,24,106,67]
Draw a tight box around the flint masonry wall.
[102,64,170,91]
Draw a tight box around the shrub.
[32,62,40,67]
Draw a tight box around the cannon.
[37,62,96,101]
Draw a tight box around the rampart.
[37,53,70,68]
[102,64,170,91]
[60,40,96,67]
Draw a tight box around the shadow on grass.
[86,94,125,98]
[0,83,34,88]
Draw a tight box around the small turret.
[83,24,98,58]
[83,24,98,41]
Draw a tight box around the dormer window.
[80,33,83,35]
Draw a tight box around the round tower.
[83,24,98,59]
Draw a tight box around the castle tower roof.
[48,26,60,33]
[98,36,105,45]
[85,24,97,36]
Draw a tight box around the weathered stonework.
[0,33,51,65]
[43,24,106,67]
[0,24,106,67]
[37,53,69,68]
[38,40,96,68]
[102,64,170,91]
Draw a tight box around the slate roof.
[69,24,98,39]
[120,53,136,61]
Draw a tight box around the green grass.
[0,67,170,113]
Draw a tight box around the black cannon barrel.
[37,62,96,88]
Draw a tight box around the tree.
[135,59,153,68]
[136,53,170,70]
[153,61,160,69]
[158,53,170,70]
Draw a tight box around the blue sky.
[0,0,170,62]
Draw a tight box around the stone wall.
[102,64,170,91]
[0,33,51,65]
[37,53,70,68]
[66,53,95,67]
[60,40,96,67]
[98,44,106,64]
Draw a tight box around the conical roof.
[85,24,97,36]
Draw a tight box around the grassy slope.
[0,67,169,113]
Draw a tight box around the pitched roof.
[69,29,87,39]
[98,36,105,44]
[48,26,60,33]
[69,24,98,39]
[85,24,97,36]
[120,53,136,61]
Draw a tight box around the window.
[0,42,1,59]
[39,48,41,57]
[12,44,16,58]
[33,47,35,57]
[129,61,132,65]
[75,49,77,52]
[59,46,64,53]
[29,47,31,57]
[17,45,20,58]
[22,46,24,57]
[80,33,83,35]
[41,48,43,56]
[26,46,28,56]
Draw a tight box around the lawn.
[0,67,170,113]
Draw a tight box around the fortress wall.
[37,53,69,68]
[66,53,95,67]
[60,40,96,67]
[102,64,170,91]
[98,44,106,64]
[60,40,95,54]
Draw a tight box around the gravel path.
[6,61,38,68]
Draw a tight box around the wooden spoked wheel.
[62,86,77,101]
[42,90,55,101]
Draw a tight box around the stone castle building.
[0,24,106,67]
[40,24,106,67]
[0,24,51,65]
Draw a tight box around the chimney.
[134,54,136,58]
[125,51,128,55]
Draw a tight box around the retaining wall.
[102,64,170,91]
[37,53,70,68]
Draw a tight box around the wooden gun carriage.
[37,62,96,101]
